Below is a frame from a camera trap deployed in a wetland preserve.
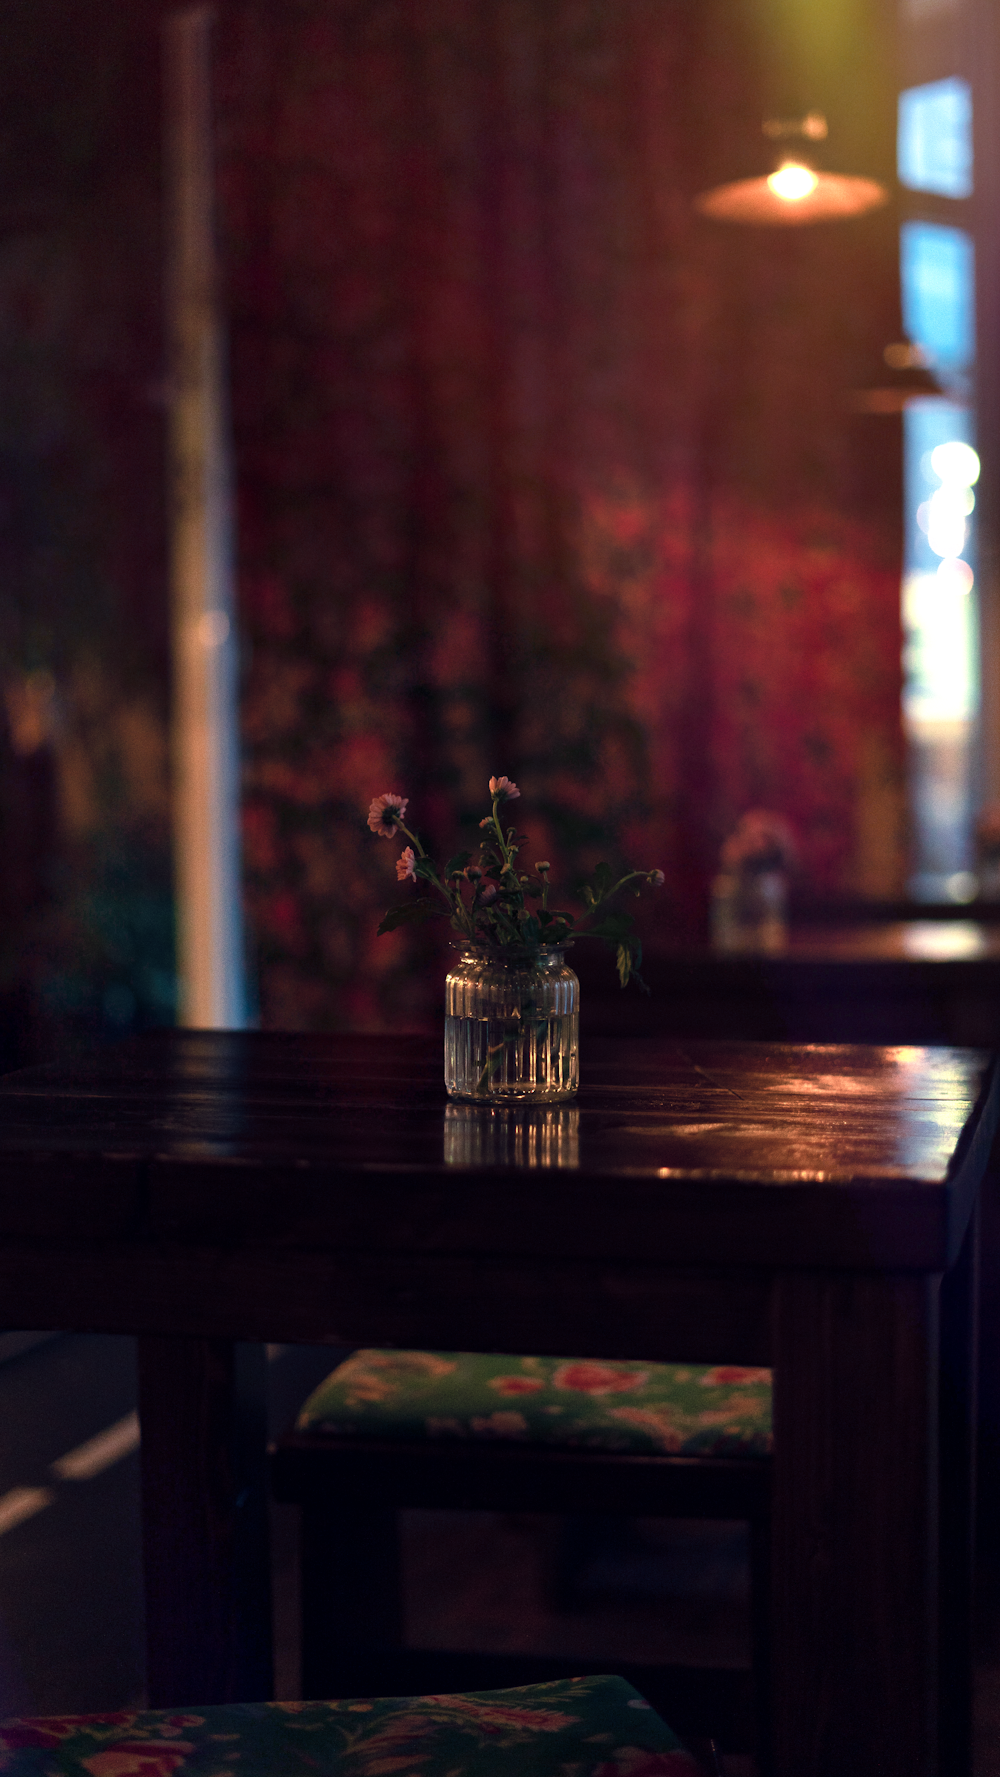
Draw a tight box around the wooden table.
[0,1030,994,1777]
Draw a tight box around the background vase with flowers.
[368,777,663,1101]
[710,810,797,954]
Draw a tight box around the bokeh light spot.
[766,163,818,202]
[930,440,980,485]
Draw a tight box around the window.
[898,92,977,898]
[898,77,973,199]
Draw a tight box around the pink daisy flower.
[367,793,407,837]
[478,882,498,905]
[396,847,416,882]
[489,775,520,801]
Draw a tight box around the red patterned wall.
[217,0,905,1029]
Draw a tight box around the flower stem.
[588,869,648,911]
[395,817,469,923]
[394,818,426,857]
[490,797,520,882]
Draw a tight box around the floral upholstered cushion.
[296,1350,772,1458]
[0,1678,697,1777]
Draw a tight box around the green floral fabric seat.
[0,1679,697,1777]
[296,1350,772,1459]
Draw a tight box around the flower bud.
[535,861,551,873]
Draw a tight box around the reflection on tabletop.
[444,1103,580,1168]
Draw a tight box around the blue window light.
[898,77,973,199]
[899,202,978,891]
[900,221,975,373]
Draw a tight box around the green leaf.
[376,900,440,935]
[613,936,649,994]
[591,862,615,896]
[445,851,471,877]
[413,857,439,882]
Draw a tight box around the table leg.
[938,1203,979,1777]
[771,1272,940,1777]
[977,1139,1000,1558]
[138,1337,273,1706]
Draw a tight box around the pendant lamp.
[847,340,947,413]
[695,113,889,226]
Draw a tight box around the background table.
[0,1030,994,1777]
[577,921,1000,1045]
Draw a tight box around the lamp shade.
[694,113,889,226]
[695,168,889,226]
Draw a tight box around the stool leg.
[939,1198,979,1777]
[301,1504,402,1699]
[547,1514,606,1611]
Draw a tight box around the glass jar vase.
[444,944,579,1102]
[710,868,788,954]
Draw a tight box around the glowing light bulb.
[930,441,980,486]
[927,486,968,558]
[767,162,819,202]
[936,558,974,596]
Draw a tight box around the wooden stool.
[272,1349,772,1753]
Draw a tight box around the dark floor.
[0,1335,994,1772]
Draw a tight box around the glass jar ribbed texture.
[444,944,579,1102]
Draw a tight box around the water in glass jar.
[444,1010,579,1101]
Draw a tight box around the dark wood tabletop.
[0,1029,994,1777]
[0,1028,988,1271]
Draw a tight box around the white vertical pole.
[164,7,246,1028]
